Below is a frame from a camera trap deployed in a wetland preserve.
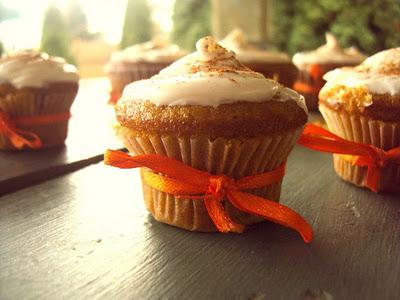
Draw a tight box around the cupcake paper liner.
[116,125,303,231]
[320,104,400,193]
[0,88,76,150]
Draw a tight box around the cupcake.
[0,50,79,150]
[220,29,298,87]
[106,38,187,104]
[113,36,308,231]
[319,47,400,193]
[293,33,366,110]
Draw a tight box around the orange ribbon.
[0,111,71,149]
[104,149,313,243]
[293,81,320,94]
[108,91,121,105]
[294,64,326,95]
[298,124,400,192]
[309,64,325,82]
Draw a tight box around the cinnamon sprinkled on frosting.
[120,36,306,110]
[320,47,400,108]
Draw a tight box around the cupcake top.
[121,36,306,110]
[293,33,366,65]
[322,48,400,96]
[220,29,290,63]
[0,50,79,89]
[109,38,188,64]
[320,48,400,121]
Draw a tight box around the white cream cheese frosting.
[322,47,400,96]
[109,38,187,64]
[0,50,79,89]
[121,36,306,111]
[220,29,290,63]
[293,33,366,65]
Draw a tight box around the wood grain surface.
[1,146,399,300]
[0,78,122,196]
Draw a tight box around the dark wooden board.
[0,78,122,196]
[1,146,399,300]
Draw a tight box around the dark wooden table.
[0,79,398,299]
[1,143,399,299]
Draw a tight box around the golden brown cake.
[0,51,79,150]
[106,38,187,104]
[293,33,366,111]
[220,29,298,87]
[319,47,400,193]
[115,36,308,231]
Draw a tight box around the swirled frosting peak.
[220,29,290,63]
[293,33,366,65]
[322,47,400,97]
[0,50,79,88]
[121,36,306,110]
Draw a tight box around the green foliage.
[40,5,75,64]
[272,0,400,55]
[171,0,211,50]
[0,41,3,56]
[120,0,152,49]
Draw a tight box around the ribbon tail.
[227,190,313,243]
[366,165,381,193]
[7,128,42,149]
[204,194,245,233]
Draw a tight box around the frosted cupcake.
[106,38,187,103]
[293,33,366,110]
[221,29,298,87]
[0,50,79,150]
[319,48,400,193]
[114,37,308,231]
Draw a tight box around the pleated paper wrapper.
[116,125,303,231]
[0,88,76,150]
[320,104,400,193]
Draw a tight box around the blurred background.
[0,0,399,78]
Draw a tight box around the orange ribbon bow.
[0,111,71,150]
[104,149,313,243]
[298,124,400,192]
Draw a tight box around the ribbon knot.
[298,124,400,192]
[208,175,235,197]
[0,111,42,149]
[104,149,313,243]
[369,147,388,168]
[0,110,72,150]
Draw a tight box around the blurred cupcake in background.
[106,38,188,104]
[319,47,400,193]
[293,33,366,111]
[0,50,79,150]
[220,29,298,87]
